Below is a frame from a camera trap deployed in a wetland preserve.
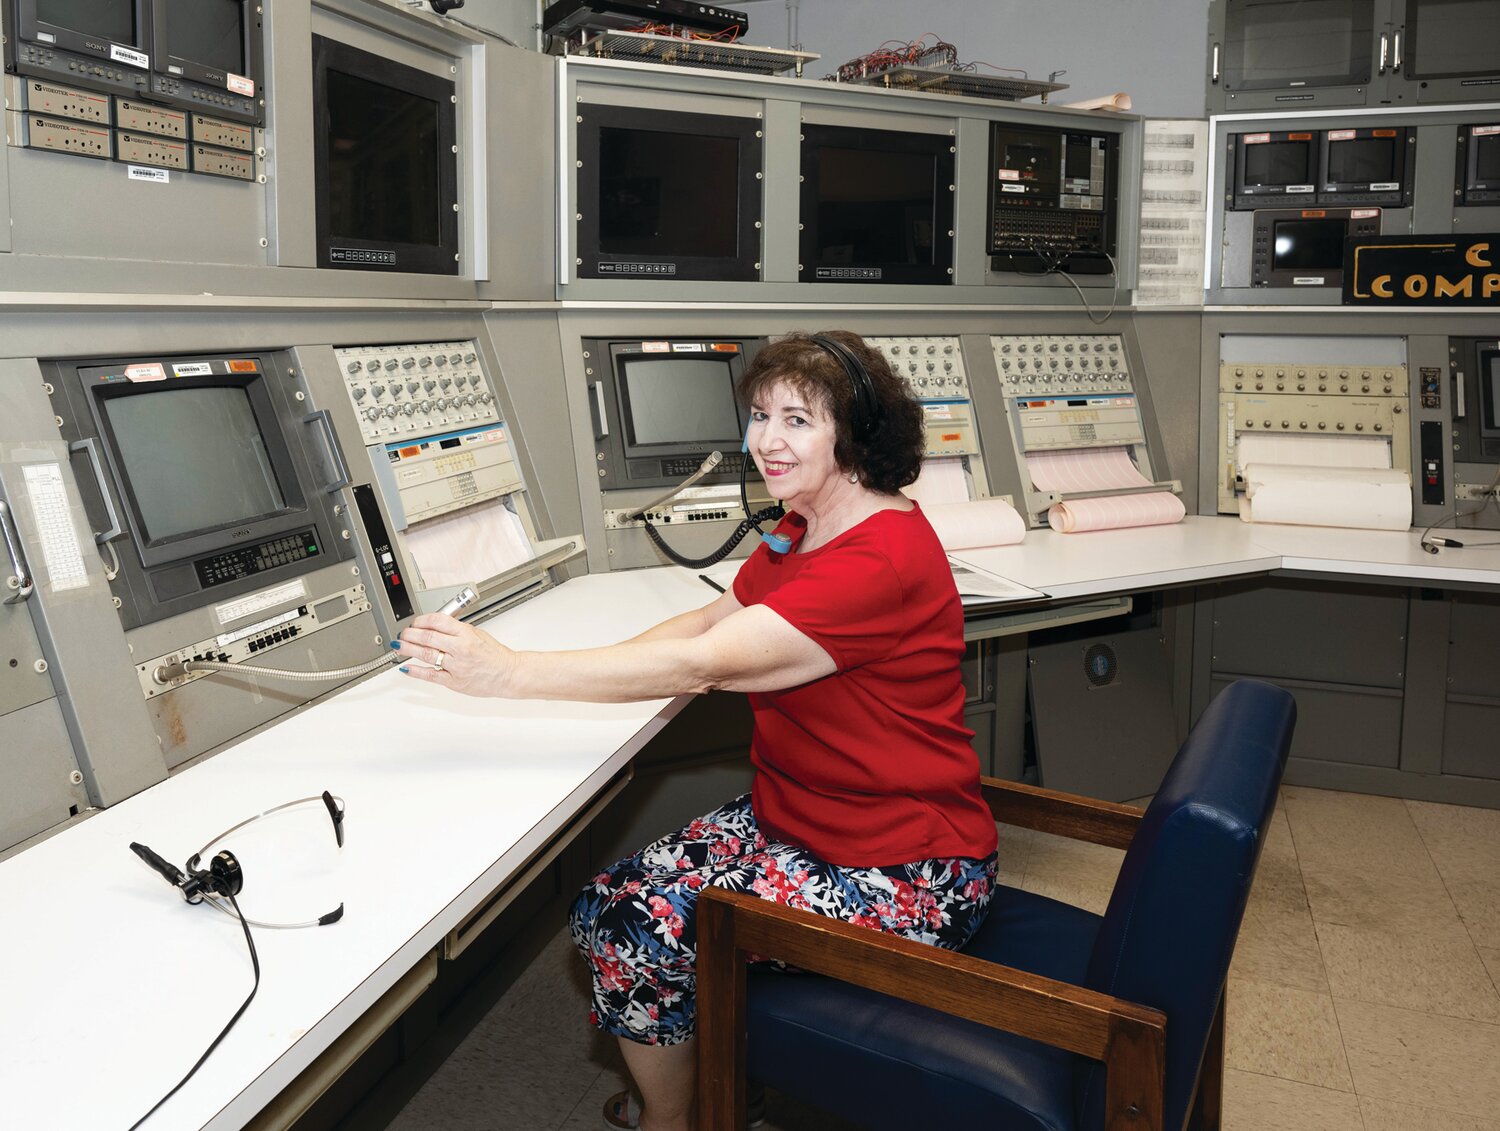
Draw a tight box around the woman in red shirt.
[395,331,998,1131]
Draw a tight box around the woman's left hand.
[393,613,519,698]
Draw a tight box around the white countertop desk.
[4,517,1499,1131]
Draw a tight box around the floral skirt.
[568,793,997,1046]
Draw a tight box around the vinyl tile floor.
[389,785,1500,1131]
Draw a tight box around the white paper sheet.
[1239,464,1412,531]
[924,499,1027,550]
[903,457,971,507]
[1236,432,1392,473]
[404,496,533,589]
[1028,446,1185,534]
[1135,119,1209,307]
[947,556,1045,604]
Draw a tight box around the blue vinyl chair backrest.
[1075,679,1295,1131]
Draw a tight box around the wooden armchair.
[697,679,1296,1131]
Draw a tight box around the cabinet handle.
[1210,42,1221,84]
[1393,29,1402,72]
[69,437,125,544]
[0,500,35,604]
[1378,31,1388,75]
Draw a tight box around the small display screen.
[1326,137,1397,184]
[1272,218,1347,270]
[161,0,244,74]
[812,145,937,266]
[35,0,135,43]
[1408,0,1500,79]
[598,128,739,258]
[103,386,285,543]
[1241,139,1313,187]
[1482,350,1500,437]
[1475,134,1500,184]
[325,69,441,246]
[618,356,742,447]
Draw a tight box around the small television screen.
[1407,0,1500,80]
[158,0,243,76]
[1318,127,1410,203]
[101,385,285,544]
[35,0,135,42]
[799,124,954,284]
[618,355,743,448]
[312,35,458,275]
[1481,348,1500,438]
[576,105,762,282]
[1458,126,1500,205]
[1272,218,1347,270]
[1240,138,1314,188]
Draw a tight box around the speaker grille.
[1083,642,1119,687]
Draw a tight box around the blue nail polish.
[398,666,409,674]
[389,641,401,650]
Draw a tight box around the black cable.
[641,505,784,569]
[127,893,261,1131]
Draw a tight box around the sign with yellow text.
[1343,235,1500,306]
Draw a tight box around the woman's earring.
[848,470,859,484]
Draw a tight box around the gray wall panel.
[1442,702,1500,780]
[1210,677,1403,769]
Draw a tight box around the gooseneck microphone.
[628,451,724,522]
[634,448,786,569]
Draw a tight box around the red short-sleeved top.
[732,502,999,867]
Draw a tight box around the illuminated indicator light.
[400,446,421,457]
[1288,132,1313,140]
[1301,210,1327,218]
[942,433,961,441]
[1372,129,1398,138]
[711,343,739,352]
[227,359,257,372]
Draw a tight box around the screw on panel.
[70,770,84,785]
[34,659,48,673]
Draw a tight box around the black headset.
[809,333,883,443]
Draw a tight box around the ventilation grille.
[1083,642,1119,688]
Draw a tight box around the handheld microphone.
[438,586,479,617]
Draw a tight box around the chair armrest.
[981,775,1143,850]
[697,887,1166,1131]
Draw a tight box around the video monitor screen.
[618,356,742,447]
[1476,134,1500,183]
[325,69,441,247]
[1408,0,1500,78]
[1482,350,1500,437]
[1326,137,1397,184]
[599,128,739,259]
[35,0,135,41]
[159,0,244,74]
[812,146,936,266]
[1241,139,1313,187]
[1272,218,1347,270]
[1225,0,1371,87]
[102,386,284,543]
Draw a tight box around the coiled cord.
[640,504,784,569]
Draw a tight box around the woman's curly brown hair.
[735,331,925,495]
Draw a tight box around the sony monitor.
[1230,131,1317,209]
[147,0,262,124]
[1319,127,1412,205]
[799,124,955,285]
[1250,206,1381,287]
[3,0,151,98]
[1456,125,1500,206]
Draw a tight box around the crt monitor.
[1220,0,1373,91]
[799,124,955,285]
[1405,0,1500,80]
[1481,345,1500,441]
[1230,131,1317,209]
[575,105,763,282]
[147,0,263,125]
[45,352,352,629]
[312,35,459,275]
[1319,127,1412,205]
[4,0,151,98]
[1456,125,1500,206]
[586,338,764,491]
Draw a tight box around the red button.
[391,574,401,585]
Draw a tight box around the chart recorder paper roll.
[1239,464,1412,531]
[923,499,1027,550]
[1027,447,1185,533]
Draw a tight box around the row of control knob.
[335,341,500,442]
[866,337,969,399]
[346,351,476,373]
[1241,418,1395,431]
[992,335,1134,396]
[1221,365,1407,397]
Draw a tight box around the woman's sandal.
[601,1085,766,1129]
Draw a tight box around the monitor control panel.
[993,334,1135,397]
[868,336,978,459]
[335,341,500,444]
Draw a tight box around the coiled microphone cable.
[634,452,785,569]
